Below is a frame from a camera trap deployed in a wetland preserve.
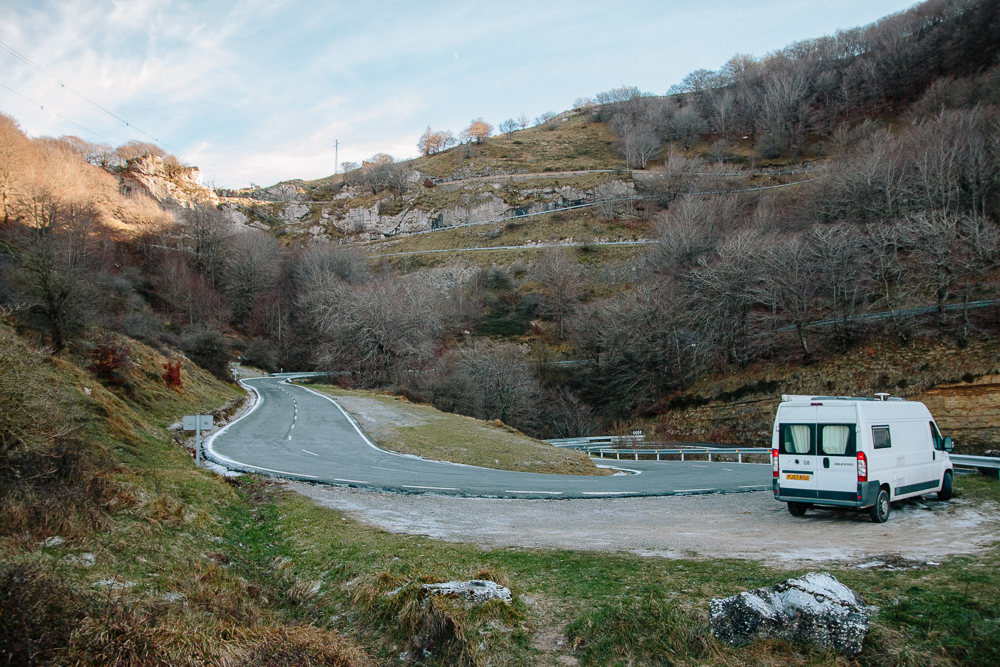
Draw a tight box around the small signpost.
[183,415,214,467]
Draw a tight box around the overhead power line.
[0,80,114,143]
[0,37,180,153]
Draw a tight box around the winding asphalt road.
[206,377,770,499]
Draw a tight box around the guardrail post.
[738,450,742,464]
[681,451,685,461]
[708,450,712,462]
[616,451,620,460]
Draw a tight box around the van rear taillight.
[857,451,868,482]
[772,449,779,477]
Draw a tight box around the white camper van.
[771,395,954,523]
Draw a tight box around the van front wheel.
[938,471,953,501]
[869,489,891,523]
[787,502,808,517]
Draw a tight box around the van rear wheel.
[787,502,808,517]
[937,471,953,501]
[869,488,891,523]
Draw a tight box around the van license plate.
[786,474,810,481]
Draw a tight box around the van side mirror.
[943,436,954,452]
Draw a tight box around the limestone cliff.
[116,155,219,217]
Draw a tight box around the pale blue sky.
[0,1,917,188]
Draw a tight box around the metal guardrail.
[951,454,1000,470]
[547,438,770,464]
[587,447,771,463]
[548,435,646,448]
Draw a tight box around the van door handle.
[823,457,830,469]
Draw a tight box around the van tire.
[869,488,891,523]
[937,471,953,501]
[787,502,808,517]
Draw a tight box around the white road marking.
[582,491,630,495]
[403,485,458,490]
[287,435,292,440]
[740,484,768,488]
[334,478,369,484]
[723,468,733,471]
[301,449,319,457]
[505,490,562,495]
[692,464,707,468]
[675,488,712,493]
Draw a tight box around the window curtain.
[822,425,850,455]
[790,424,811,453]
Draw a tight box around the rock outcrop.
[421,580,512,606]
[709,572,874,655]
[117,155,218,215]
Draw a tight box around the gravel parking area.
[288,481,1000,567]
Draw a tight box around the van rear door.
[777,406,817,501]
[815,422,858,502]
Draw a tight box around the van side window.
[929,422,944,450]
[872,425,891,449]
[780,424,814,455]
[820,424,855,456]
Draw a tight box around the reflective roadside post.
[183,415,214,467]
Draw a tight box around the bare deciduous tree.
[225,229,280,328]
[417,127,457,156]
[461,119,493,144]
[457,339,541,427]
[498,119,519,139]
[314,278,443,386]
[532,248,585,339]
[685,230,766,366]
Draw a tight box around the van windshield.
[780,424,814,455]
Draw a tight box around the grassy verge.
[0,327,371,666]
[304,384,608,476]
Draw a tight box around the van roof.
[780,395,908,403]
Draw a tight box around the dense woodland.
[1,0,999,440]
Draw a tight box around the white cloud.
[1,0,918,187]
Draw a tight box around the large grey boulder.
[421,579,512,606]
[710,572,874,655]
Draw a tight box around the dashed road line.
[403,485,458,491]
[302,449,319,457]
[505,490,563,495]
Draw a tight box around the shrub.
[183,329,231,381]
[86,335,131,387]
[163,358,183,391]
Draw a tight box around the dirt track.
[289,480,1000,567]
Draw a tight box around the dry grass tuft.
[351,570,526,666]
[0,326,120,542]
[0,563,371,667]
